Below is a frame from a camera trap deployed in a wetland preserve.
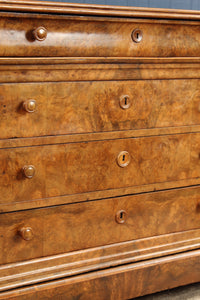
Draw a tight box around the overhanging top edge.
[0,0,200,20]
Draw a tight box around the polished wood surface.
[0,13,200,57]
[0,250,200,300]
[0,186,200,265]
[0,0,200,20]
[0,62,200,84]
[0,1,200,299]
[1,228,200,292]
[0,80,200,139]
[1,133,200,205]
[1,125,200,150]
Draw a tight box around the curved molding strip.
[0,0,200,20]
[0,229,200,292]
[0,62,199,83]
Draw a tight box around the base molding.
[1,229,200,293]
[0,248,200,300]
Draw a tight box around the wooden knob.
[116,210,127,224]
[23,99,36,113]
[23,165,36,179]
[19,227,34,241]
[33,26,47,41]
[117,151,131,168]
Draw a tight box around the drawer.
[1,80,200,139]
[1,133,200,205]
[0,186,200,265]
[0,15,200,57]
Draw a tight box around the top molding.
[0,0,200,20]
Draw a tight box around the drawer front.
[1,80,200,139]
[0,15,200,57]
[1,133,200,205]
[0,186,200,265]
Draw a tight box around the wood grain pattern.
[1,125,200,151]
[1,57,200,64]
[0,62,200,83]
[0,186,200,265]
[2,177,200,213]
[1,133,200,206]
[0,249,200,300]
[1,2,200,298]
[0,79,200,139]
[1,228,200,292]
[0,14,200,57]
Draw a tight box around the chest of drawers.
[0,1,200,299]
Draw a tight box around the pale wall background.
[41,0,200,10]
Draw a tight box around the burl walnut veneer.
[0,1,200,299]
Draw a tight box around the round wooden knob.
[132,29,143,43]
[116,210,127,224]
[19,227,34,241]
[117,151,131,168]
[23,99,36,113]
[120,95,131,109]
[33,26,47,41]
[23,165,36,179]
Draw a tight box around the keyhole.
[116,210,127,224]
[117,151,131,168]
[120,95,130,109]
[132,29,143,43]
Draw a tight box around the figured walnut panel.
[0,133,200,205]
[0,15,200,57]
[0,187,200,265]
[0,80,200,139]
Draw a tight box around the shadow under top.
[0,0,200,20]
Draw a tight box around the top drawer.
[0,14,200,57]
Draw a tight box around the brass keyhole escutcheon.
[116,210,127,224]
[131,29,143,43]
[117,151,131,168]
[120,95,131,110]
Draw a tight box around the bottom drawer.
[0,186,200,265]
